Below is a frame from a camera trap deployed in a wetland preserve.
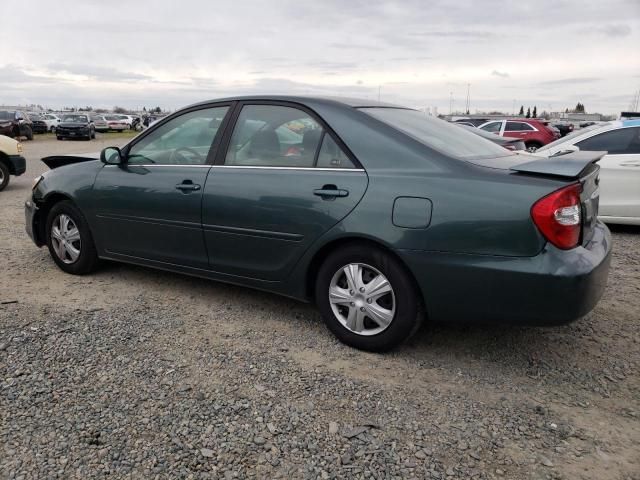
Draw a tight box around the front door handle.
[314,185,349,199]
[175,181,201,192]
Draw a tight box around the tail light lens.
[531,183,582,249]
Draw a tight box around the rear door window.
[576,127,640,154]
[225,105,324,168]
[316,134,356,169]
[505,121,533,132]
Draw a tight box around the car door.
[91,104,231,268]
[576,126,640,219]
[202,102,368,281]
[504,121,531,140]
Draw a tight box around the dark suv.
[0,110,34,140]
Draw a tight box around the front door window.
[128,106,229,165]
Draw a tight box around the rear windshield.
[360,107,513,161]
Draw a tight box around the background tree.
[532,106,537,118]
[154,106,162,113]
[525,107,531,118]
[519,105,524,116]
[113,106,128,114]
[574,102,585,113]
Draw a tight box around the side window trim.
[122,102,235,165]
[215,100,363,170]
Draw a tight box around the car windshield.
[537,122,612,151]
[29,114,42,120]
[0,111,14,120]
[62,114,88,122]
[104,115,120,121]
[360,107,512,160]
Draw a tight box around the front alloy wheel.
[50,214,81,264]
[329,263,395,336]
[46,200,99,274]
[316,244,422,351]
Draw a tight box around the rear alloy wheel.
[46,201,99,275]
[525,141,542,152]
[0,162,9,191]
[315,244,422,351]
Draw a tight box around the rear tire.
[315,244,422,352]
[26,127,34,141]
[525,141,542,152]
[57,136,63,140]
[0,162,10,191]
[45,201,99,275]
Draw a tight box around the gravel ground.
[1,136,639,480]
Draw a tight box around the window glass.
[362,108,511,159]
[225,105,323,167]
[128,106,229,165]
[479,121,502,133]
[317,134,356,168]
[576,127,640,154]
[505,121,533,131]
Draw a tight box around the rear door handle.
[314,185,349,199]
[620,160,640,167]
[175,181,201,192]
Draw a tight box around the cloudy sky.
[2,0,639,114]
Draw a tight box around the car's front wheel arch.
[33,193,75,246]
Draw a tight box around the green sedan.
[25,96,612,351]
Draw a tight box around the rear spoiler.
[42,153,100,169]
[510,151,606,179]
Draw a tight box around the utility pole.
[465,83,470,114]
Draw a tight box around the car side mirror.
[101,147,123,165]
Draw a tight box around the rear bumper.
[8,155,26,176]
[397,221,612,326]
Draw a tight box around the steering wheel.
[169,146,204,164]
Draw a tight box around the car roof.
[185,95,407,110]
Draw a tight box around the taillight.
[531,183,582,249]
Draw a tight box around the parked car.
[0,110,34,140]
[552,122,574,137]
[91,115,109,132]
[56,114,95,140]
[103,115,128,132]
[478,119,559,151]
[0,135,26,191]
[28,113,48,134]
[26,96,611,351]
[113,114,133,128]
[41,114,61,132]
[535,120,640,225]
[456,124,526,151]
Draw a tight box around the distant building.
[549,112,602,122]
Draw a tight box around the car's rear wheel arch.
[306,237,425,310]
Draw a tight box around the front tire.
[26,127,34,141]
[315,244,422,352]
[46,201,99,275]
[0,162,9,191]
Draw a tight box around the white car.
[535,120,640,225]
[41,114,61,132]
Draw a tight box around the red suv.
[478,119,560,151]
